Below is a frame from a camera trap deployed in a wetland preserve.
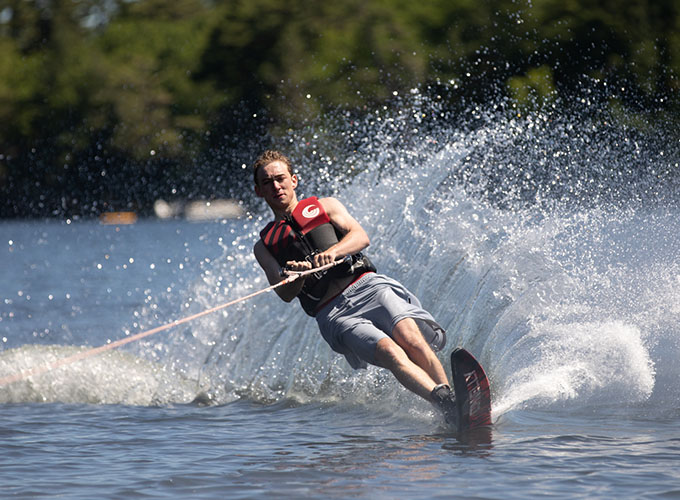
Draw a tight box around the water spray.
[0,259,348,387]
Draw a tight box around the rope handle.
[280,255,352,279]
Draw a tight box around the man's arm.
[312,197,370,267]
[253,239,307,302]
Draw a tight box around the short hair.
[253,150,293,185]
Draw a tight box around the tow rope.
[0,259,346,387]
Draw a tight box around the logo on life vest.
[301,205,320,219]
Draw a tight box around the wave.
[167,97,678,418]
[0,344,197,405]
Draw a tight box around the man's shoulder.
[317,196,339,204]
[317,196,345,213]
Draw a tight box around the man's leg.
[384,319,460,425]
[391,318,449,387]
[373,337,438,401]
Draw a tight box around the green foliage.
[508,66,557,109]
[0,37,45,139]
[0,0,678,217]
[93,7,220,159]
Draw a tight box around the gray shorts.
[315,273,446,369]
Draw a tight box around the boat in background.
[99,212,138,225]
[153,199,244,221]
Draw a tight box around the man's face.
[255,160,298,210]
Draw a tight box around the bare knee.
[392,319,431,355]
[374,338,408,370]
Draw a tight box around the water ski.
[451,347,492,433]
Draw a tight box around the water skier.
[252,150,459,424]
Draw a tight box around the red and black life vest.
[259,196,375,316]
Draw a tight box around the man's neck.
[272,198,298,220]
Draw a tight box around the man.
[252,150,459,424]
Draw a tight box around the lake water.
[2,110,680,498]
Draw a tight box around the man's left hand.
[312,250,340,268]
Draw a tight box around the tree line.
[1,0,677,218]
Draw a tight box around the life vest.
[259,196,376,316]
